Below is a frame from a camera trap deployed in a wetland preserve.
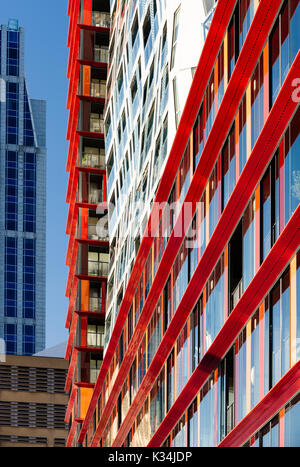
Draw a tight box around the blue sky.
[1,1,70,348]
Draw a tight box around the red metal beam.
[75,346,104,354]
[78,59,108,68]
[77,130,104,139]
[218,361,300,447]
[78,0,237,443]
[75,310,105,319]
[66,418,78,447]
[78,23,110,33]
[65,347,78,393]
[65,312,79,360]
[65,384,78,424]
[77,94,106,104]
[75,274,107,282]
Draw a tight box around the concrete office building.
[0,345,68,447]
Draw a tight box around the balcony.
[88,296,102,313]
[79,148,106,170]
[90,79,106,98]
[87,329,105,348]
[94,46,109,63]
[88,260,109,277]
[92,11,110,28]
[90,114,105,134]
[88,187,103,205]
[88,216,109,241]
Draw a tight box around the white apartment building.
[104,0,216,348]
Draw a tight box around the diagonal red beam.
[65,276,78,329]
[66,418,78,447]
[65,312,79,360]
[65,384,78,424]
[65,347,78,393]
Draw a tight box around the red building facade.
[66,0,300,447]
[64,0,110,447]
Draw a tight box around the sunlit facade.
[103,0,209,347]
[69,0,300,447]
[64,0,110,446]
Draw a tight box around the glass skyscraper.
[0,20,46,356]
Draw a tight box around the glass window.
[193,105,204,168]
[284,107,300,225]
[250,310,260,409]
[297,252,300,362]
[251,55,264,149]
[260,153,279,263]
[270,268,290,387]
[217,43,225,107]
[284,392,300,447]
[205,255,225,349]
[170,6,180,70]
[243,196,255,291]
[188,399,198,447]
[208,161,219,238]
[22,324,35,355]
[239,0,254,50]
[270,0,300,107]
[237,328,247,422]
[200,376,215,446]
[222,124,236,210]
[238,94,247,176]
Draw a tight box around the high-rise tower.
[0,20,46,356]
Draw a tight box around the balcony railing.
[91,80,106,98]
[87,332,105,348]
[88,261,109,277]
[92,11,111,28]
[89,296,102,312]
[80,151,105,169]
[94,47,109,63]
[90,117,105,133]
[88,188,103,205]
[88,220,109,241]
